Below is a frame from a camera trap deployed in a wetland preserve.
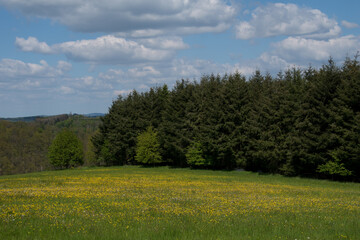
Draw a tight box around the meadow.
[0,166,359,239]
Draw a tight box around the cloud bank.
[1,0,236,35]
[0,59,70,81]
[15,35,188,64]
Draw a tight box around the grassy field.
[0,166,359,239]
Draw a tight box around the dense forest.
[0,115,100,175]
[1,57,359,181]
[93,57,360,181]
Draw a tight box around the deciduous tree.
[48,129,84,169]
[135,126,163,165]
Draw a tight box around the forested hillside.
[0,115,101,175]
[93,57,360,181]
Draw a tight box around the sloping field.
[0,166,359,239]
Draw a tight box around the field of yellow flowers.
[0,166,359,239]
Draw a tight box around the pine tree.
[326,56,360,180]
[159,80,195,166]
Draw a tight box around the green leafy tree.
[317,151,352,178]
[135,126,163,165]
[48,129,84,169]
[99,139,113,166]
[186,140,208,168]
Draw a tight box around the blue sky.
[1,0,360,117]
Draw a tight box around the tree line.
[93,57,360,181]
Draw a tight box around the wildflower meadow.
[1,166,359,239]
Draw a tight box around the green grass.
[0,166,359,239]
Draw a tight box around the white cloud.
[15,37,54,54]
[113,89,133,96]
[137,36,189,50]
[272,35,360,63]
[59,86,75,95]
[0,59,74,96]
[128,66,161,78]
[121,23,232,37]
[15,35,183,64]
[0,59,71,81]
[57,61,72,72]
[1,0,236,35]
[55,35,174,64]
[70,75,113,91]
[342,20,359,29]
[236,3,341,39]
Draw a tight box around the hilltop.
[0,113,105,122]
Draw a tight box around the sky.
[1,0,360,117]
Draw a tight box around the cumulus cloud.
[0,58,75,99]
[0,0,235,35]
[15,37,54,54]
[54,35,174,64]
[0,59,71,81]
[272,35,360,63]
[236,3,341,39]
[342,20,359,29]
[15,35,187,64]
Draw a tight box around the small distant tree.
[317,151,352,179]
[48,129,84,169]
[135,126,163,165]
[186,140,208,168]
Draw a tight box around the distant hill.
[0,113,105,122]
[0,115,46,122]
[80,113,105,118]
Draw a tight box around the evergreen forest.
[1,57,359,181]
[93,57,360,181]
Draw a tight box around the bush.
[48,129,84,169]
[317,151,352,178]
